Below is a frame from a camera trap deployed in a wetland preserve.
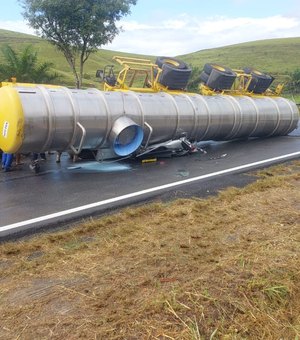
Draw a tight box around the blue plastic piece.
[113,125,144,156]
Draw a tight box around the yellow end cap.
[0,86,24,153]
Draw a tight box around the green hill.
[179,37,300,83]
[0,29,154,87]
[0,29,299,87]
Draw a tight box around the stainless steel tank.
[0,85,298,155]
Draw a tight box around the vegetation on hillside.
[0,44,58,83]
[286,69,300,94]
[0,161,299,339]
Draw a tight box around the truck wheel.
[158,63,192,90]
[156,57,191,90]
[244,68,274,93]
[204,63,229,75]
[206,66,237,91]
[155,57,188,70]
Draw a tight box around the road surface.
[0,126,299,240]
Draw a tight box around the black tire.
[244,68,274,94]
[200,71,209,83]
[204,63,229,75]
[206,67,236,91]
[155,57,188,70]
[158,63,192,90]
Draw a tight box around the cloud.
[0,15,299,56]
[121,21,152,30]
[0,20,35,35]
[106,14,300,55]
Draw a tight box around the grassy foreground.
[0,161,299,339]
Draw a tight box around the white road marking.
[1,151,300,235]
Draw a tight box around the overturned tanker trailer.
[0,57,299,159]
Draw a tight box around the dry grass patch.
[0,161,299,339]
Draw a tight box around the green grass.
[286,93,300,103]
[179,37,300,81]
[0,29,300,88]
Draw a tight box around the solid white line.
[1,151,300,234]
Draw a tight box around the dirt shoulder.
[0,161,299,339]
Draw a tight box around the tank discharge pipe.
[0,85,298,155]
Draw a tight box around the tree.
[0,44,58,83]
[20,0,137,88]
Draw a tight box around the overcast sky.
[1,0,300,55]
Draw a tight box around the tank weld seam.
[264,96,281,137]
[280,97,299,135]
[36,85,55,152]
[196,95,212,140]
[224,95,243,139]
[243,96,260,136]
[61,87,80,151]
[89,88,112,149]
[161,92,180,140]
[181,93,197,140]
[126,91,144,125]
[126,90,146,145]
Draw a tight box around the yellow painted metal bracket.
[199,68,283,98]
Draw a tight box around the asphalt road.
[1,126,299,240]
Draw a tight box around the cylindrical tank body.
[0,85,298,154]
